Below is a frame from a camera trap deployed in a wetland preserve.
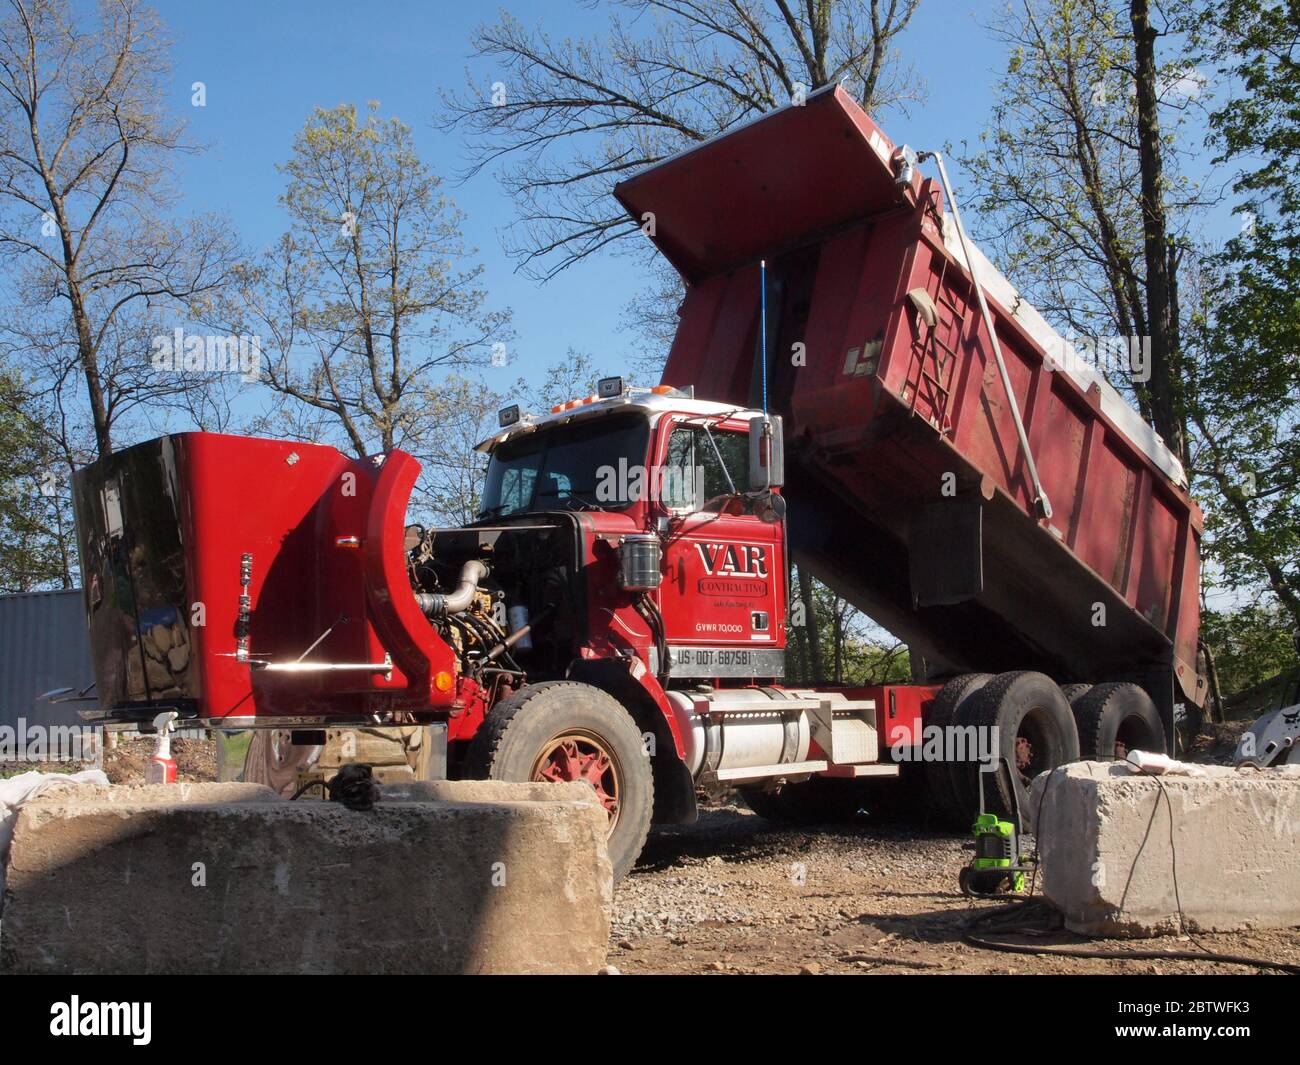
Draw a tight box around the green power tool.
[958,755,1035,897]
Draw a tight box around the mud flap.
[908,500,983,607]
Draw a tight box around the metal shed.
[0,589,93,732]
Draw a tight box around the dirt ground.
[610,802,1299,975]
[607,718,1298,976]
[0,736,217,784]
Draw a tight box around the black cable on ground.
[961,898,1299,974]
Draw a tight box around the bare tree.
[408,373,503,527]
[0,0,237,458]
[1130,0,1185,460]
[229,103,511,463]
[516,347,609,411]
[442,0,923,282]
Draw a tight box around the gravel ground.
[608,802,1300,976]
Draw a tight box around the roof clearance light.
[498,404,520,427]
[651,384,674,395]
[597,376,624,399]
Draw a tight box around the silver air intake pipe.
[414,559,490,617]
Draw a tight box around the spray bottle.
[146,710,180,784]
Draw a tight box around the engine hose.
[463,611,523,673]
[637,593,670,685]
[414,559,489,617]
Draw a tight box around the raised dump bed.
[616,85,1205,731]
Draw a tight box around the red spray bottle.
[146,710,179,784]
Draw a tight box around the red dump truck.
[73,86,1204,878]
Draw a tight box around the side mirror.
[748,415,785,492]
[755,492,787,524]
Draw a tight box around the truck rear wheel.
[1060,683,1093,708]
[957,671,1079,827]
[922,673,992,829]
[1073,682,1165,761]
[464,681,653,881]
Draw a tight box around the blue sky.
[155,0,1016,387]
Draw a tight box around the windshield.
[479,412,650,518]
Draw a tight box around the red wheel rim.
[531,731,621,831]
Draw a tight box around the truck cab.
[380,378,853,878]
[469,380,787,686]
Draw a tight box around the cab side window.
[662,426,750,513]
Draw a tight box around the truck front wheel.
[465,681,654,881]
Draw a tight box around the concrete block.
[1,781,612,974]
[1032,761,1300,937]
[381,780,600,804]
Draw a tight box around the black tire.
[464,681,653,881]
[921,673,993,829]
[956,671,1079,827]
[1073,681,1165,761]
[1060,683,1093,708]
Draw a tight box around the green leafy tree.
[0,369,72,591]
[785,566,909,684]
[1200,603,1299,707]
[1190,0,1300,638]
[959,0,1209,457]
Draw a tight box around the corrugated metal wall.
[0,590,93,730]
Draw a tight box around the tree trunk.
[832,604,844,684]
[797,566,824,682]
[1130,0,1185,463]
